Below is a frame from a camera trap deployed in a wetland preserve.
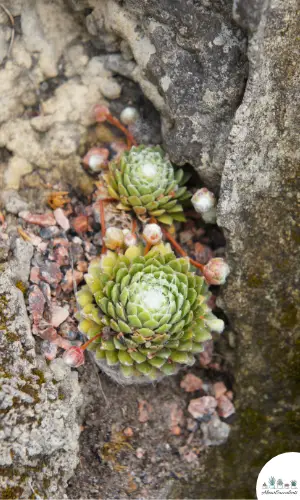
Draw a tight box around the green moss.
[247,272,265,288]
[0,486,23,499]
[4,331,19,342]
[43,477,51,489]
[18,384,40,403]
[15,281,27,294]
[32,369,46,385]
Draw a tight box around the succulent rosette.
[104,145,191,225]
[76,244,220,384]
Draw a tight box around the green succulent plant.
[76,244,218,383]
[104,145,191,225]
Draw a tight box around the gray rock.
[1,190,30,215]
[92,0,248,187]
[0,238,82,498]
[201,413,230,446]
[176,0,300,497]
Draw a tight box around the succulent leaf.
[106,145,191,224]
[77,244,219,383]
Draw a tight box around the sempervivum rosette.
[104,145,191,225]
[76,244,220,384]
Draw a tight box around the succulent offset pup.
[104,145,191,225]
[76,244,222,384]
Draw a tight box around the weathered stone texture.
[89,0,247,186]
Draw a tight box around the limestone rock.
[0,238,82,499]
[89,0,247,186]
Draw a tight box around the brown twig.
[81,333,102,351]
[0,3,15,61]
[106,115,137,149]
[99,199,107,254]
[161,227,204,272]
[144,241,152,255]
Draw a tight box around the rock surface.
[89,0,247,187]
[175,0,300,497]
[0,238,82,499]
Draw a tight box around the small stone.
[59,321,78,341]
[24,231,43,247]
[213,382,227,399]
[120,107,139,125]
[19,211,56,227]
[179,229,195,246]
[226,391,234,400]
[40,340,58,360]
[123,427,134,437]
[188,396,217,420]
[39,262,63,287]
[186,418,198,432]
[169,403,184,435]
[30,267,40,284]
[82,147,109,172]
[28,285,45,324]
[201,413,230,446]
[51,305,69,328]
[199,340,213,367]
[136,447,145,459]
[54,208,70,231]
[40,282,51,307]
[61,269,83,292]
[71,214,92,233]
[217,395,235,419]
[76,261,88,272]
[40,226,61,239]
[2,190,29,215]
[138,400,152,423]
[38,325,58,342]
[179,446,199,463]
[180,373,203,392]
[53,245,69,267]
[193,242,213,264]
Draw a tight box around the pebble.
[201,413,230,446]
[51,305,69,328]
[199,340,213,367]
[213,381,227,399]
[82,147,109,172]
[71,215,91,233]
[39,262,63,287]
[61,269,83,292]
[123,427,134,437]
[59,321,78,341]
[38,325,58,342]
[28,285,45,324]
[40,340,58,360]
[188,396,217,420]
[186,418,198,432]
[30,267,40,284]
[40,226,61,239]
[138,400,152,423]
[169,403,184,435]
[54,208,70,231]
[193,242,213,264]
[217,395,235,419]
[19,211,56,227]
[180,373,203,392]
[136,447,146,459]
[53,245,69,267]
[76,261,88,272]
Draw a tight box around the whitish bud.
[203,258,230,285]
[143,223,162,245]
[205,317,225,334]
[62,346,85,367]
[104,227,124,250]
[120,106,139,125]
[191,188,216,214]
[83,147,109,172]
[201,207,217,224]
[123,229,138,247]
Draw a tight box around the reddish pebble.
[39,262,63,286]
[53,245,69,267]
[53,238,69,247]
[51,305,69,328]
[54,335,73,350]
[28,285,45,324]
[213,381,227,399]
[136,447,145,459]
[193,242,213,264]
[180,373,203,393]
[71,214,92,234]
[94,104,110,123]
[188,396,217,420]
[82,147,109,172]
[30,267,40,284]
[123,427,134,437]
[54,208,70,231]
[61,269,83,292]
[169,403,184,435]
[199,340,213,367]
[19,211,56,227]
[217,395,235,419]
[76,261,88,272]
[38,325,58,342]
[138,400,152,423]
